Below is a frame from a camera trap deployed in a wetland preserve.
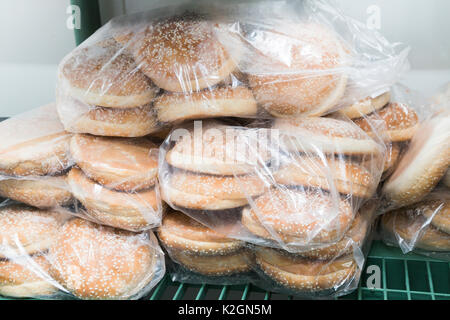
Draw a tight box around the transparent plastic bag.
[158,209,256,285]
[55,0,409,137]
[159,118,385,252]
[250,201,377,298]
[0,106,164,232]
[0,202,165,299]
[381,111,450,210]
[380,190,450,261]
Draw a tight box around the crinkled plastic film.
[249,201,377,298]
[55,0,409,137]
[159,118,386,252]
[380,190,450,261]
[0,201,165,299]
[0,106,165,232]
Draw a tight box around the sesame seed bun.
[57,98,159,138]
[298,211,370,260]
[59,39,157,108]
[383,116,450,207]
[255,247,357,292]
[273,156,376,198]
[169,249,253,276]
[0,205,60,258]
[338,92,391,119]
[49,218,159,299]
[273,117,381,156]
[67,168,161,231]
[161,171,266,211]
[381,208,450,252]
[158,210,245,255]
[248,23,347,117]
[0,176,72,209]
[0,104,72,176]
[241,189,354,245]
[70,134,158,192]
[155,86,257,123]
[165,121,271,175]
[117,14,237,93]
[354,103,419,142]
[0,255,57,298]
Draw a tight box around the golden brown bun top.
[247,22,345,77]
[0,205,60,252]
[248,188,353,233]
[61,39,156,96]
[160,210,240,244]
[354,103,418,132]
[119,14,233,91]
[70,134,158,176]
[276,155,375,189]
[273,117,369,140]
[0,255,52,285]
[49,218,155,299]
[167,120,271,169]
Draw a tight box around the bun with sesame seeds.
[161,170,267,211]
[70,134,158,192]
[247,22,348,118]
[273,156,376,199]
[241,188,354,246]
[272,117,382,156]
[0,255,57,298]
[338,91,391,119]
[165,121,272,176]
[115,14,238,93]
[158,210,245,255]
[48,218,164,300]
[382,115,450,208]
[254,247,358,293]
[67,168,162,231]
[154,86,257,123]
[0,175,72,209]
[0,104,72,177]
[0,205,60,259]
[56,97,159,138]
[58,39,158,108]
[354,102,419,142]
[158,210,253,276]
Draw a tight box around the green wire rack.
[147,241,450,300]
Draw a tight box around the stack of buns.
[0,205,164,299]
[380,113,450,258]
[0,4,423,299]
[0,104,73,209]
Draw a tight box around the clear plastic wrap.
[0,202,165,299]
[380,190,450,261]
[381,112,450,210]
[157,209,256,285]
[55,0,409,137]
[343,84,422,181]
[159,118,386,252]
[250,201,377,298]
[0,106,164,232]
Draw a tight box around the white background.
[0,0,449,116]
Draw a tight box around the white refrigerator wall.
[0,0,449,116]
